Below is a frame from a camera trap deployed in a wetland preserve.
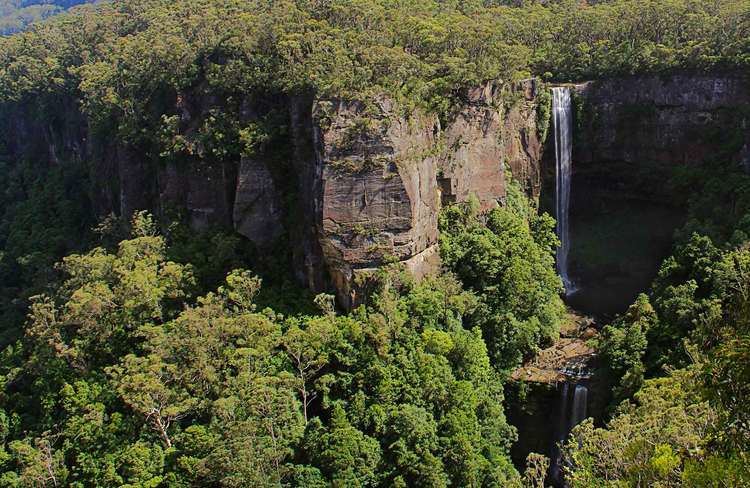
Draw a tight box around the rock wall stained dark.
[572,74,750,203]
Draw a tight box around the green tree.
[563,369,718,488]
[439,184,564,369]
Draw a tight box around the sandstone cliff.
[0,79,545,307]
[306,80,544,306]
[145,80,546,307]
[13,74,748,308]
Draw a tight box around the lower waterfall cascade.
[550,380,591,487]
[570,384,589,430]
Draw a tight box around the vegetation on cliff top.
[1,0,748,113]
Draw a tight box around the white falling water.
[556,383,570,442]
[550,382,570,484]
[552,87,575,293]
[569,384,589,431]
[551,382,590,485]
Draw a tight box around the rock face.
[8,73,748,307]
[0,79,544,306]
[310,80,544,306]
[314,98,441,306]
[439,80,543,209]
[571,74,750,202]
[544,74,750,318]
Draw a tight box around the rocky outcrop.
[502,80,545,197]
[310,81,545,306]
[313,98,441,306]
[17,73,749,309]
[18,73,747,309]
[439,80,544,210]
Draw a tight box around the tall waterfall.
[552,87,574,293]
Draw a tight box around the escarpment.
[571,74,750,203]
[313,98,441,306]
[439,80,544,208]
[308,80,545,306]
[1,79,545,307]
[4,73,747,307]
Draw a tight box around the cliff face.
[293,81,544,306]
[571,74,750,202]
[308,81,544,306]
[1,79,544,306]
[439,80,543,208]
[312,98,440,306]
[7,73,748,307]
[552,74,750,317]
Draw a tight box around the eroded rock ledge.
[511,313,598,384]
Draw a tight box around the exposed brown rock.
[0,79,548,307]
[439,83,506,210]
[314,98,441,306]
[308,81,547,306]
[512,311,598,384]
[439,79,543,210]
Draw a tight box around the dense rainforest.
[0,0,749,486]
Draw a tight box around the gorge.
[1,1,750,485]
[511,72,750,485]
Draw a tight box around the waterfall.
[556,383,570,443]
[569,384,588,431]
[552,87,575,293]
[550,382,589,486]
[549,382,570,484]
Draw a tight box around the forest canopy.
[0,0,748,114]
[0,212,529,486]
[0,1,94,35]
